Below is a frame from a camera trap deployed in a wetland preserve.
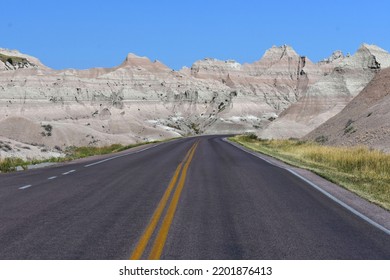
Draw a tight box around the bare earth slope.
[305,68,390,152]
[259,44,390,139]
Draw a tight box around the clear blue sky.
[2,0,389,70]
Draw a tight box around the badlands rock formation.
[259,44,390,139]
[305,68,390,152]
[0,48,47,70]
[1,44,389,159]
[0,45,324,159]
[185,45,325,133]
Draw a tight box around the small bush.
[345,119,354,128]
[242,132,258,141]
[344,126,357,134]
[0,54,28,65]
[0,143,13,151]
[190,123,200,134]
[344,119,357,134]
[42,124,53,132]
[0,158,27,172]
[41,124,53,137]
[315,135,329,144]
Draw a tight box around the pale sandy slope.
[305,68,390,152]
[259,44,390,139]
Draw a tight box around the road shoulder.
[224,138,390,234]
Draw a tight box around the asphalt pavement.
[0,135,389,259]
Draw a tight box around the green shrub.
[314,135,329,144]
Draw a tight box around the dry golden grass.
[231,135,390,210]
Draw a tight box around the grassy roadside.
[0,139,170,173]
[230,134,390,210]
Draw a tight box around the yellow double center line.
[130,140,199,260]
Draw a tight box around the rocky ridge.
[0,44,389,158]
[182,45,325,133]
[0,45,322,158]
[259,44,390,139]
[0,48,47,70]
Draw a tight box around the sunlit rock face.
[259,44,390,139]
[305,67,390,153]
[1,44,389,158]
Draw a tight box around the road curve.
[0,135,389,259]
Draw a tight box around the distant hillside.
[259,44,390,139]
[305,68,390,152]
[1,44,390,158]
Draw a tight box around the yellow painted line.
[130,142,198,260]
[148,141,199,259]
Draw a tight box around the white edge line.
[84,144,159,167]
[223,138,390,236]
[62,169,76,175]
[19,184,32,190]
[287,169,390,235]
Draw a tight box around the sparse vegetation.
[230,135,390,210]
[268,116,276,121]
[64,144,126,159]
[190,123,200,134]
[242,132,258,140]
[344,126,357,134]
[345,119,354,128]
[0,139,172,173]
[0,142,13,152]
[41,124,53,137]
[0,54,28,65]
[166,123,181,130]
[344,119,357,134]
[314,135,329,144]
[0,158,27,172]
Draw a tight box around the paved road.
[0,135,389,259]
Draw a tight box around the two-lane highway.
[0,136,389,259]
